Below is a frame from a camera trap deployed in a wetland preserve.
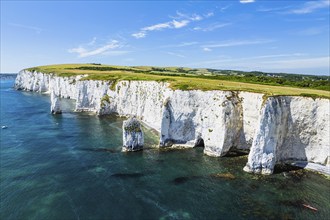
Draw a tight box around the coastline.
[14,68,330,175]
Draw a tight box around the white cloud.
[203,47,212,52]
[132,19,190,39]
[190,14,203,21]
[142,22,171,31]
[68,40,126,58]
[205,12,214,17]
[172,20,190,28]
[288,0,330,14]
[132,12,211,39]
[219,5,231,12]
[295,27,325,36]
[123,58,135,62]
[68,46,85,55]
[166,52,186,58]
[193,23,231,32]
[203,39,273,48]
[177,42,198,47]
[132,32,146,39]
[102,50,131,56]
[248,53,307,59]
[257,6,291,13]
[8,23,43,34]
[240,0,255,4]
[159,42,199,49]
[87,37,97,46]
[173,11,189,19]
[173,11,204,21]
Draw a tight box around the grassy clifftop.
[26,63,330,98]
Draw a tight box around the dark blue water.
[1,77,329,220]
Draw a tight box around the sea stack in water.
[50,91,62,114]
[122,117,144,152]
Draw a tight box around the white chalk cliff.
[244,96,330,174]
[15,70,330,174]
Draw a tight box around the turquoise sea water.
[1,77,329,220]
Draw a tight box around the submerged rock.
[172,176,200,185]
[160,210,191,220]
[50,90,62,114]
[209,173,236,179]
[122,117,144,152]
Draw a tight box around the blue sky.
[1,0,329,75]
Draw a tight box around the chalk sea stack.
[50,90,62,114]
[122,117,144,152]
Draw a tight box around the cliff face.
[15,70,330,174]
[244,96,330,174]
[104,81,171,131]
[15,71,49,92]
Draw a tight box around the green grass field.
[26,64,330,99]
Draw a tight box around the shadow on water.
[273,163,306,181]
[77,147,119,153]
[194,138,204,147]
[172,172,236,185]
[172,176,201,185]
[273,163,304,173]
[111,172,145,178]
[111,170,156,179]
[224,149,249,158]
